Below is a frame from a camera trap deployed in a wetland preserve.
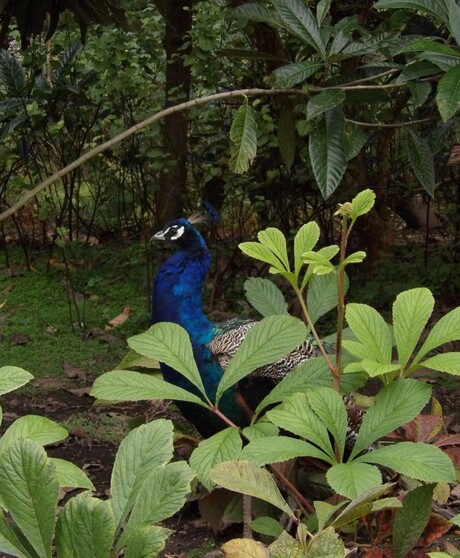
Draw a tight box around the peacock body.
[151,217,318,437]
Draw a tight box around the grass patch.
[0,242,152,379]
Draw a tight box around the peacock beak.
[150,230,166,241]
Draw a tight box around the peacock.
[151,212,319,437]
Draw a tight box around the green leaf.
[121,462,194,548]
[0,439,58,558]
[229,102,258,173]
[116,349,160,371]
[250,516,284,538]
[271,60,323,87]
[351,189,376,220]
[258,227,290,271]
[437,64,460,121]
[350,379,431,459]
[269,531,304,558]
[307,526,346,557]
[416,306,460,361]
[343,123,368,161]
[270,0,326,57]
[0,415,68,456]
[342,251,366,266]
[239,241,287,270]
[215,315,307,404]
[393,287,434,368]
[357,442,455,483]
[0,509,33,558]
[294,222,320,275]
[278,101,295,171]
[314,501,346,531]
[51,458,95,490]
[241,435,331,465]
[327,462,382,499]
[421,352,460,374]
[307,387,348,459]
[406,129,435,196]
[267,393,335,462]
[309,108,347,199]
[448,1,460,46]
[345,303,392,363]
[408,81,431,107]
[210,460,294,517]
[0,366,33,396]
[244,278,288,317]
[372,0,448,22]
[393,484,435,558]
[256,356,366,415]
[55,492,114,558]
[111,419,174,530]
[316,0,332,26]
[128,323,207,397]
[189,428,242,491]
[307,272,346,325]
[307,90,346,120]
[91,370,208,407]
[243,420,279,441]
[302,250,336,269]
[232,2,282,27]
[396,60,440,83]
[124,525,171,558]
[360,360,401,378]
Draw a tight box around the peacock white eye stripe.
[170,225,185,240]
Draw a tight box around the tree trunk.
[155,0,192,225]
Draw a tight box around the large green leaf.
[393,288,434,368]
[239,241,287,270]
[55,492,114,558]
[448,1,460,46]
[345,303,392,364]
[343,123,368,161]
[231,2,283,27]
[210,460,294,517]
[0,415,68,456]
[349,379,431,459]
[241,435,331,465]
[392,484,435,558]
[128,323,206,397]
[120,462,194,549]
[307,90,346,120]
[0,439,58,558]
[244,278,288,317]
[309,108,347,199]
[189,427,242,491]
[0,511,31,558]
[270,0,326,57]
[51,458,95,490]
[294,222,320,276]
[327,462,382,499]
[229,102,258,174]
[415,306,460,361]
[406,130,435,196]
[307,526,346,557]
[357,442,455,483]
[271,60,323,87]
[111,420,174,531]
[215,315,307,404]
[437,63,460,121]
[421,352,460,374]
[0,366,33,396]
[373,0,448,22]
[257,228,290,271]
[124,525,171,558]
[91,370,208,408]
[307,272,346,325]
[307,388,347,459]
[0,51,27,97]
[267,393,335,462]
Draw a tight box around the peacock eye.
[168,225,185,240]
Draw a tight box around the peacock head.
[151,218,207,251]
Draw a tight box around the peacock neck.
[152,246,214,344]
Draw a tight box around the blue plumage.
[151,216,317,436]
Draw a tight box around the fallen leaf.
[63,362,86,380]
[87,328,126,346]
[10,333,29,345]
[222,538,269,557]
[105,306,133,330]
